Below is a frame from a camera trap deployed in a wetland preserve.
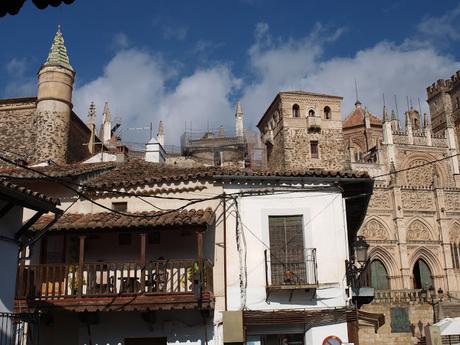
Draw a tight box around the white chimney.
[145,137,166,163]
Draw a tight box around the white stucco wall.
[0,202,22,313]
[223,189,349,311]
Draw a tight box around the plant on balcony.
[67,265,86,294]
[181,261,199,290]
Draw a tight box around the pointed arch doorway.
[413,259,433,289]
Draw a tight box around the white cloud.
[112,33,130,50]
[418,4,460,43]
[3,58,35,97]
[73,50,240,145]
[74,19,460,146]
[240,23,460,128]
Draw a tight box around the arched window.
[324,106,331,119]
[292,104,300,118]
[413,259,433,289]
[308,109,315,117]
[370,260,389,290]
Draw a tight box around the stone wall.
[0,99,37,162]
[359,302,433,345]
[67,113,92,163]
[283,127,346,170]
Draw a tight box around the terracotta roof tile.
[0,178,60,206]
[0,162,116,179]
[83,161,369,190]
[343,107,381,128]
[32,208,215,232]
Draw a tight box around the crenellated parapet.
[427,78,453,99]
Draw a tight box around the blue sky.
[1,0,460,144]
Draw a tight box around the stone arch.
[406,218,435,241]
[399,152,448,187]
[449,221,460,242]
[359,217,392,241]
[368,246,399,280]
[307,107,316,117]
[408,247,443,283]
[292,104,300,118]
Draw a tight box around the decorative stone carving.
[368,190,391,209]
[361,219,389,240]
[401,191,433,210]
[405,159,434,186]
[445,192,460,211]
[407,220,432,241]
[449,223,460,242]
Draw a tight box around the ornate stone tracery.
[404,159,434,186]
[368,190,391,209]
[360,219,390,240]
[401,191,433,210]
[407,220,433,241]
[449,223,460,242]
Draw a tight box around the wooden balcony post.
[78,235,86,296]
[140,233,147,292]
[196,231,204,295]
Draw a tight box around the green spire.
[44,26,73,71]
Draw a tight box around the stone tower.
[257,91,346,171]
[34,26,75,164]
[101,102,112,144]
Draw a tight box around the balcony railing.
[264,248,318,289]
[373,289,450,304]
[16,259,213,300]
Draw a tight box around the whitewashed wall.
[0,201,22,313]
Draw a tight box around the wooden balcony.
[15,259,213,312]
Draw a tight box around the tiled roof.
[44,27,73,71]
[0,162,116,179]
[32,208,215,232]
[0,179,60,206]
[343,107,381,128]
[84,160,369,189]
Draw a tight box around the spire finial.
[87,101,96,125]
[44,26,73,71]
[102,102,112,123]
[354,79,361,108]
[383,106,390,122]
[158,120,164,135]
[235,100,243,116]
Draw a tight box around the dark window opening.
[268,215,306,286]
[266,142,273,164]
[214,151,222,167]
[324,106,331,119]
[149,232,160,244]
[308,109,315,117]
[370,260,389,290]
[310,141,319,159]
[292,104,300,118]
[112,202,127,212]
[413,259,433,289]
[451,243,460,269]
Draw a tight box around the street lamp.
[354,236,370,264]
[345,236,370,288]
[420,286,444,323]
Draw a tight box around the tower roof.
[343,106,381,128]
[44,26,74,71]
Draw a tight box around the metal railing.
[373,289,450,304]
[264,248,317,287]
[16,259,213,300]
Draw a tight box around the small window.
[324,106,331,119]
[308,109,315,117]
[310,141,319,159]
[213,151,222,166]
[292,104,300,118]
[112,202,127,212]
[118,233,132,246]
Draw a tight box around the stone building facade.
[257,91,346,171]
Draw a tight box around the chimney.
[116,144,128,163]
[145,137,166,163]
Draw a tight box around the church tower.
[257,91,346,171]
[34,27,75,164]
